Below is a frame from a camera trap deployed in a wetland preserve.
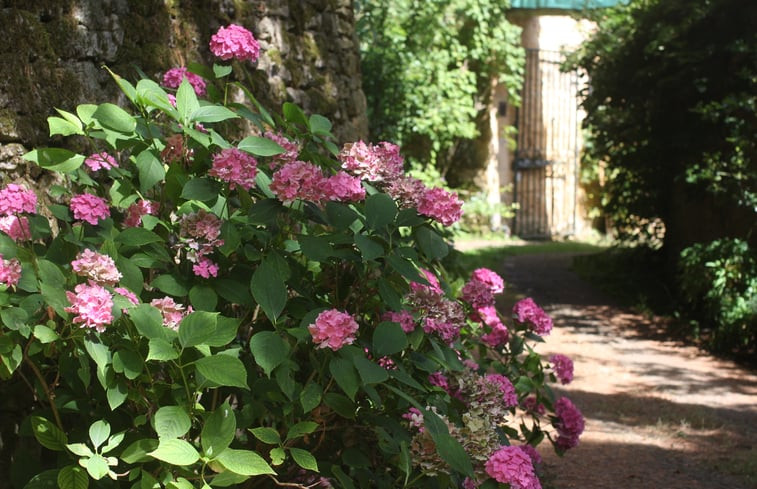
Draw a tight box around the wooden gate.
[512,49,580,238]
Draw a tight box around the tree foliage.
[571,0,757,242]
[356,0,524,179]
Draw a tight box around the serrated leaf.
[88,420,110,449]
[352,355,389,384]
[23,148,85,173]
[309,114,332,135]
[178,311,217,348]
[66,443,93,457]
[33,324,59,344]
[106,380,128,410]
[85,454,110,480]
[115,227,163,246]
[249,427,281,445]
[48,116,84,137]
[149,439,200,466]
[372,322,408,356]
[120,438,158,464]
[147,338,178,361]
[180,177,221,203]
[194,354,248,389]
[415,226,449,260]
[250,260,287,323]
[176,79,200,125]
[329,358,359,401]
[270,447,286,466]
[191,105,239,123]
[216,449,276,476]
[31,416,67,451]
[129,304,166,340]
[92,103,136,133]
[289,447,319,472]
[112,349,143,380]
[285,421,318,441]
[354,234,384,260]
[237,136,285,156]
[201,403,236,458]
[365,193,397,230]
[135,150,165,193]
[154,406,191,439]
[150,274,189,296]
[299,382,323,413]
[249,331,289,377]
[57,465,88,489]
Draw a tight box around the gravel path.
[500,252,757,489]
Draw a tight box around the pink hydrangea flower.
[550,354,574,385]
[192,256,219,278]
[0,255,22,288]
[428,372,449,390]
[209,148,259,191]
[270,160,327,204]
[382,310,415,333]
[338,140,404,182]
[519,445,543,465]
[264,131,300,168]
[481,321,510,348]
[0,215,31,241]
[123,200,159,228]
[385,175,426,209]
[71,249,122,285]
[0,184,37,215]
[422,317,460,344]
[324,171,366,202]
[308,309,359,350]
[484,445,542,489]
[409,268,443,295]
[65,282,114,333]
[554,397,585,450]
[162,67,207,96]
[462,477,478,489]
[114,287,139,307]
[522,395,546,415]
[402,407,424,430]
[417,187,463,226]
[209,24,260,63]
[84,152,118,171]
[512,297,553,336]
[471,268,505,294]
[462,278,495,309]
[150,296,191,330]
[70,193,110,226]
[485,373,518,407]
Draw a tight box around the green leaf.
[115,227,164,246]
[88,420,110,449]
[433,433,474,477]
[154,406,191,439]
[298,235,334,262]
[213,63,233,78]
[204,316,239,347]
[33,324,59,344]
[329,358,359,401]
[250,259,288,323]
[191,105,239,123]
[202,403,237,458]
[120,438,159,464]
[85,455,110,480]
[105,67,137,104]
[76,104,97,125]
[299,382,323,413]
[176,78,200,125]
[352,355,389,384]
[57,465,88,489]
[194,354,249,389]
[23,148,84,173]
[282,102,308,127]
[309,114,332,136]
[149,438,200,466]
[136,79,174,112]
[387,253,426,284]
[289,447,319,472]
[216,448,276,476]
[270,446,286,466]
[286,421,318,441]
[106,380,128,410]
[249,331,289,377]
[415,227,449,260]
[325,202,360,229]
[323,393,355,419]
[178,311,217,348]
[48,116,84,137]
[83,339,110,370]
[365,193,397,230]
[102,431,125,454]
[215,278,254,307]
[372,321,408,356]
[129,304,166,340]
[66,443,93,457]
[92,103,136,133]
[249,427,281,445]
[237,136,285,156]
[189,284,218,311]
[31,416,67,451]
[135,149,165,193]
[180,177,221,203]
[146,338,179,361]
[112,349,143,379]
[354,234,384,260]
[150,274,189,296]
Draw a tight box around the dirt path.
[500,252,757,489]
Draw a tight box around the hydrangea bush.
[1,24,582,489]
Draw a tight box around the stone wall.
[0,0,368,179]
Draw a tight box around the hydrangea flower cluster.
[338,140,404,182]
[270,160,366,205]
[0,183,37,215]
[162,67,207,96]
[554,397,585,450]
[84,152,118,171]
[308,309,360,350]
[209,24,260,63]
[0,254,22,288]
[484,446,542,489]
[512,297,553,336]
[65,282,114,332]
[483,373,518,408]
[406,277,465,344]
[417,187,464,226]
[382,309,416,333]
[549,354,574,385]
[71,249,122,285]
[460,268,510,347]
[69,193,110,225]
[151,297,192,330]
[178,210,224,278]
[209,148,259,190]
[123,200,159,228]
[265,130,300,167]
[0,215,31,242]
